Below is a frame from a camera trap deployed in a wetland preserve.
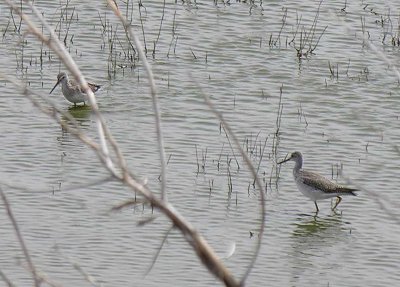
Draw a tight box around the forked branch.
[3,1,242,286]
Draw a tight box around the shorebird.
[49,72,101,106]
[278,151,357,213]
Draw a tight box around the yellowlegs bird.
[278,151,357,212]
[49,72,101,106]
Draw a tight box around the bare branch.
[20,263,63,287]
[106,0,168,200]
[55,246,103,287]
[145,225,174,276]
[110,198,150,212]
[3,70,239,287]
[122,176,240,287]
[0,188,40,287]
[0,72,117,178]
[137,216,157,226]
[11,0,123,175]
[0,270,16,287]
[196,82,266,286]
[3,2,241,286]
[0,175,114,195]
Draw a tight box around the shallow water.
[0,0,400,286]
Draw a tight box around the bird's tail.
[88,83,101,93]
[336,187,357,196]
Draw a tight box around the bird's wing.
[79,82,101,93]
[299,170,357,195]
[299,170,339,193]
[88,82,101,93]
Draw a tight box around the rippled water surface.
[1,0,400,286]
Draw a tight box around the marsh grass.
[4,1,400,286]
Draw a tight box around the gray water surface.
[0,1,399,286]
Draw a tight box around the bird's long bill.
[49,78,62,94]
[277,156,291,165]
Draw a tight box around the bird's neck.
[293,158,302,174]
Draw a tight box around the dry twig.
[2,1,242,286]
[0,188,40,287]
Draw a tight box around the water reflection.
[66,105,92,121]
[57,105,92,147]
[59,105,92,132]
[289,213,350,286]
[292,213,343,237]
[55,105,95,189]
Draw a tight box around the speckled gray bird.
[50,72,100,106]
[278,151,357,212]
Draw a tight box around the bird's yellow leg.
[314,201,319,213]
[332,196,342,210]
